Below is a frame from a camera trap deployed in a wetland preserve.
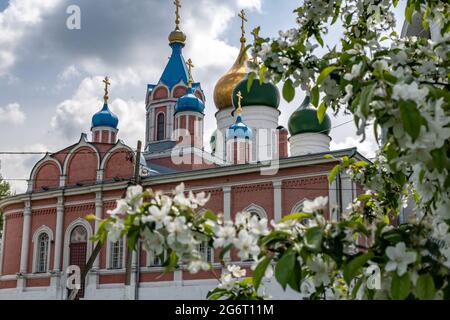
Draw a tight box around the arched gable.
[152,85,169,100]
[172,84,187,98]
[100,143,134,181]
[63,137,100,186]
[29,154,62,192]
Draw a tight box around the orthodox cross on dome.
[186,58,194,87]
[174,0,181,31]
[236,90,243,116]
[238,9,247,44]
[103,76,110,104]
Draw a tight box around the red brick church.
[0,6,366,299]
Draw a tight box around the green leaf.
[430,148,447,173]
[317,66,337,86]
[281,212,313,222]
[311,86,319,107]
[203,210,218,222]
[416,274,436,300]
[399,100,423,142]
[343,252,374,285]
[422,5,430,30]
[287,259,302,292]
[219,243,233,261]
[247,72,256,93]
[258,64,267,85]
[282,79,295,103]
[328,164,340,185]
[275,250,296,290]
[253,256,272,290]
[391,273,411,300]
[317,101,327,124]
[304,227,323,251]
[405,3,414,23]
[360,83,375,118]
[164,250,179,272]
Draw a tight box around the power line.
[0,120,358,156]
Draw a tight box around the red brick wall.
[34,162,60,191]
[103,149,134,180]
[26,277,50,287]
[66,147,98,186]
[173,86,187,98]
[153,87,168,100]
[2,213,23,275]
[282,175,330,218]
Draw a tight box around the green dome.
[288,96,332,136]
[232,74,280,109]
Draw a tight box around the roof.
[158,42,189,90]
[145,140,177,154]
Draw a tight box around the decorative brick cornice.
[283,176,327,188]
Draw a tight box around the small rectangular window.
[109,238,124,269]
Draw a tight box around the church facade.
[0,6,367,300]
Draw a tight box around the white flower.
[385,242,417,276]
[218,273,236,290]
[227,265,246,278]
[302,196,328,213]
[344,62,363,80]
[441,248,450,268]
[188,191,211,209]
[307,256,332,287]
[233,229,260,260]
[173,183,191,207]
[166,216,192,245]
[300,277,316,296]
[248,215,270,236]
[235,211,251,228]
[341,84,353,103]
[187,259,210,273]
[213,221,236,248]
[106,219,125,243]
[107,199,129,217]
[144,201,172,229]
[392,82,429,104]
[141,229,165,255]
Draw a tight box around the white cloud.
[50,76,145,146]
[331,135,378,159]
[0,0,62,75]
[237,0,262,11]
[58,65,81,81]
[0,103,26,124]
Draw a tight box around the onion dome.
[226,116,253,140]
[214,46,249,111]
[175,87,205,113]
[288,96,331,136]
[91,103,119,129]
[232,73,280,110]
[169,29,186,45]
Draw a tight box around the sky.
[0,0,408,194]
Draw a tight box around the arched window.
[108,238,124,269]
[243,204,267,220]
[36,233,50,273]
[156,113,165,141]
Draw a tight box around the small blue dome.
[175,87,205,113]
[226,116,253,140]
[92,103,119,129]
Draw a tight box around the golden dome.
[169,29,186,44]
[213,43,249,110]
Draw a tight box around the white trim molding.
[242,203,267,219]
